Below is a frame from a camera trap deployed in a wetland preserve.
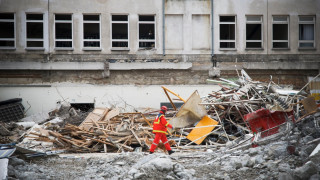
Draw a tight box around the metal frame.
[54,13,73,50]
[245,15,263,49]
[138,14,156,49]
[0,12,15,49]
[26,13,44,49]
[82,14,101,49]
[272,15,289,49]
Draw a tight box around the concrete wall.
[0,84,220,116]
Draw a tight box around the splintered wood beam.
[141,113,152,127]
[130,129,142,146]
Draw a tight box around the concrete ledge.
[0,62,192,71]
[218,62,320,70]
[0,62,105,70]
[108,62,192,70]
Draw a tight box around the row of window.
[0,13,155,49]
[0,13,316,50]
[220,15,316,49]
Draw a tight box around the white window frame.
[26,13,44,50]
[138,15,156,49]
[0,13,15,49]
[272,15,289,49]
[111,14,129,50]
[54,14,73,50]
[83,14,101,50]
[299,15,316,49]
[219,15,236,50]
[245,15,263,49]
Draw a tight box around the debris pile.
[3,69,320,156]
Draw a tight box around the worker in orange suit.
[150,106,174,155]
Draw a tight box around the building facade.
[0,0,319,114]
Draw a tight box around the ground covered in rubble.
[7,114,320,180]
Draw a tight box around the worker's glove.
[171,126,174,130]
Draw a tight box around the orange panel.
[186,115,218,145]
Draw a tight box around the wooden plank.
[130,129,142,146]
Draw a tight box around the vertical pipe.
[162,0,165,56]
[211,0,214,57]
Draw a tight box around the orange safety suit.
[150,111,173,153]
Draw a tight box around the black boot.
[149,151,153,154]
[168,150,174,155]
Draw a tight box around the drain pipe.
[211,0,216,66]
[162,0,165,56]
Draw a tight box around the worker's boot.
[168,150,174,155]
[149,151,153,154]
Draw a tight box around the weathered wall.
[0,84,220,116]
[214,0,320,55]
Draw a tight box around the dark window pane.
[84,41,100,47]
[299,24,314,40]
[220,42,235,48]
[55,14,72,20]
[56,23,72,39]
[27,41,43,47]
[220,24,235,40]
[273,42,288,48]
[220,16,235,22]
[112,23,128,39]
[299,43,314,47]
[273,24,288,40]
[246,42,261,48]
[0,13,14,19]
[83,23,100,39]
[0,22,14,38]
[0,40,14,47]
[83,15,99,21]
[27,22,43,38]
[112,41,128,47]
[139,24,154,39]
[139,42,155,48]
[27,14,43,20]
[56,41,72,48]
[112,15,127,21]
[139,16,154,21]
[246,24,261,40]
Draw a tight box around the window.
[299,16,315,48]
[55,14,72,49]
[219,16,236,49]
[83,14,100,48]
[26,13,44,48]
[139,15,155,49]
[0,13,15,48]
[111,15,128,48]
[272,16,289,49]
[246,16,263,49]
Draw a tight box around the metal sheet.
[170,91,207,128]
[186,115,218,145]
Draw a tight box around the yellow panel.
[311,93,320,101]
[186,115,218,145]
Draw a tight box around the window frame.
[82,14,101,50]
[245,15,263,49]
[219,15,236,50]
[272,15,290,49]
[138,15,156,49]
[54,14,73,50]
[25,13,44,50]
[0,13,15,49]
[298,15,316,49]
[111,14,129,50]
